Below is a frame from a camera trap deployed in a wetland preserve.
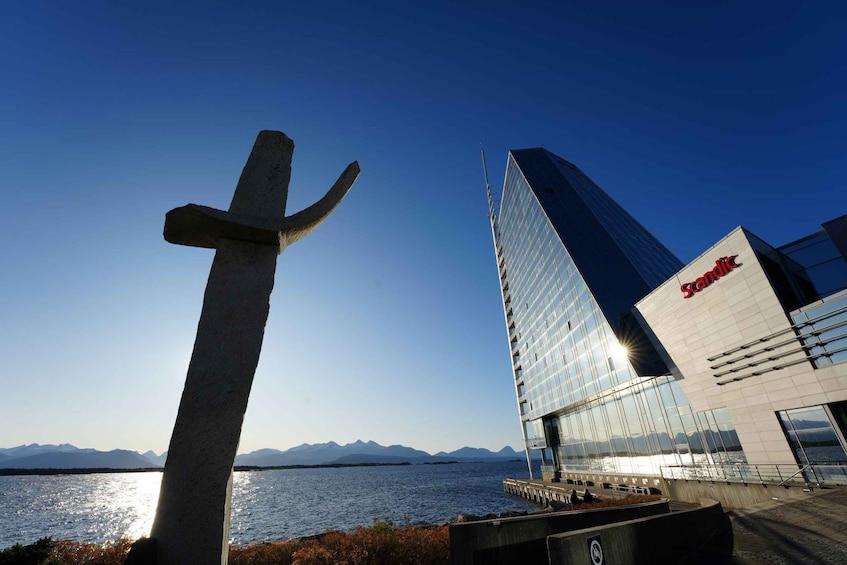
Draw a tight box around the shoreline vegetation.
[1,522,450,565]
[0,495,660,564]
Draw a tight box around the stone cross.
[142,131,359,565]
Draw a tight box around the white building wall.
[636,227,817,465]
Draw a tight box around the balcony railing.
[525,435,547,449]
[660,462,847,487]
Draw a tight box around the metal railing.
[660,462,847,487]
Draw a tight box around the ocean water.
[0,460,540,548]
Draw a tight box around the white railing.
[660,462,847,487]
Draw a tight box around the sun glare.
[611,342,629,361]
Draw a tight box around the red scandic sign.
[680,256,739,299]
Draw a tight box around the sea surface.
[0,460,540,549]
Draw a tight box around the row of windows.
[499,155,643,416]
[547,379,745,475]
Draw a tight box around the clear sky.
[1,2,845,455]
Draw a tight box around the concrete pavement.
[729,487,847,564]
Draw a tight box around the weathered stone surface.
[229,130,293,218]
[142,130,359,565]
[163,161,360,252]
[150,239,278,565]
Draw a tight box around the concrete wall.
[547,499,732,565]
[665,479,813,508]
[449,500,669,565]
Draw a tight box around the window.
[778,406,847,465]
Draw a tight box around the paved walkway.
[508,478,847,562]
[728,487,847,564]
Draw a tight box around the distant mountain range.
[0,444,154,469]
[0,441,523,470]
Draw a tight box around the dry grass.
[228,522,449,565]
[4,523,448,565]
[49,538,134,564]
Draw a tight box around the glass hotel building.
[489,148,847,484]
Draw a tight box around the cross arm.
[278,161,359,246]
[163,204,284,250]
[163,161,360,252]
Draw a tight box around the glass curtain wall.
[779,232,847,298]
[778,406,847,464]
[551,379,744,475]
[498,153,746,476]
[549,157,682,290]
[778,405,847,482]
[791,289,847,368]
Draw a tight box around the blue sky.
[1,1,845,455]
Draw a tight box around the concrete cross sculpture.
[139,131,358,565]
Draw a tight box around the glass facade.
[493,149,746,476]
[500,156,627,418]
[779,231,847,298]
[549,381,744,474]
[546,157,683,290]
[778,405,847,465]
[792,289,847,369]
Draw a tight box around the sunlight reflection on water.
[0,472,162,548]
[0,461,538,548]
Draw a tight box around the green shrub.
[0,538,56,565]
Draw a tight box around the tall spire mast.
[481,145,497,230]
[481,144,535,479]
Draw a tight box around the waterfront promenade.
[504,478,847,563]
[730,487,847,564]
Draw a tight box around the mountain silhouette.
[0,442,523,470]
